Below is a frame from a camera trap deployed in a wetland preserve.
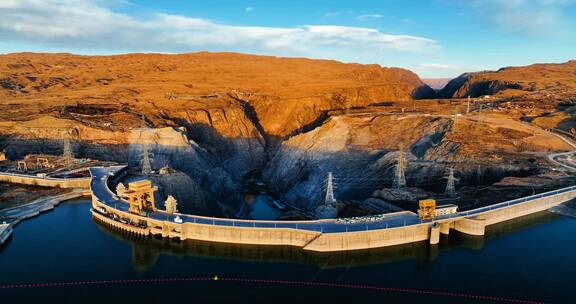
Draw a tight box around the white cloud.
[356,14,383,20]
[324,11,353,17]
[245,7,253,13]
[306,26,436,53]
[453,0,576,35]
[0,0,438,56]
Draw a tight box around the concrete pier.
[440,222,451,235]
[429,223,440,245]
[453,218,486,236]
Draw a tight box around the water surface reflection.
[94,210,561,271]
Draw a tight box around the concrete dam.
[90,166,576,252]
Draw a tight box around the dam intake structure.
[90,166,576,252]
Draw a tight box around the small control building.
[418,199,436,220]
[418,199,458,220]
[436,204,458,216]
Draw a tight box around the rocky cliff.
[439,60,576,98]
[263,113,570,211]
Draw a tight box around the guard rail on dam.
[0,171,91,189]
[89,166,576,252]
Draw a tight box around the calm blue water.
[1,199,576,303]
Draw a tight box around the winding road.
[521,123,576,172]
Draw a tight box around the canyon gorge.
[1,52,575,219]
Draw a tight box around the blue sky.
[0,0,575,78]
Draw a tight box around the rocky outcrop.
[439,60,576,98]
[0,116,254,217]
[262,113,570,209]
[154,171,221,217]
[439,74,525,98]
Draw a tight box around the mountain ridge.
[0,51,436,137]
[439,60,576,98]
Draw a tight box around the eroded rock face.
[1,109,566,214]
[154,171,221,217]
[262,113,571,209]
[439,60,576,98]
[0,116,256,217]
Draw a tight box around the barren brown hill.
[439,60,576,98]
[0,52,434,138]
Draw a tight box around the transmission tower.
[393,145,407,189]
[141,142,152,175]
[62,129,74,168]
[324,172,336,205]
[315,171,338,219]
[444,167,459,197]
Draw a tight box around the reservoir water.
[1,199,576,303]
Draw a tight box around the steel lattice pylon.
[141,141,152,175]
[444,167,459,197]
[393,145,407,189]
[62,129,74,168]
[324,171,336,205]
[315,171,338,219]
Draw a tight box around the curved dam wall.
[91,202,433,252]
[89,166,576,252]
[0,172,90,189]
[90,167,434,252]
[452,187,576,236]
